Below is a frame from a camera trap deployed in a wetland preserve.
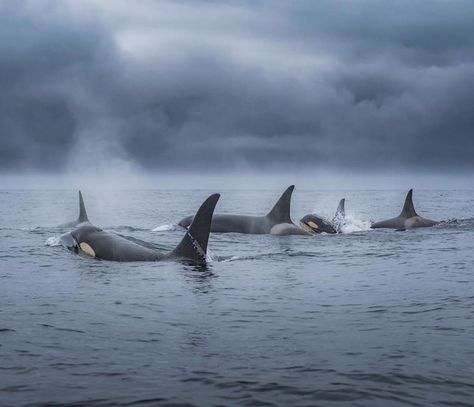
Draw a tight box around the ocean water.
[0,189,473,406]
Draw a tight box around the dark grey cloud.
[1,0,473,174]
[0,0,117,170]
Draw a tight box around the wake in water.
[216,248,323,263]
[152,224,177,232]
[110,225,151,232]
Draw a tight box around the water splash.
[45,236,61,246]
[206,248,215,263]
[308,203,371,234]
[340,213,372,233]
[152,224,175,232]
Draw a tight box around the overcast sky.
[1,0,473,179]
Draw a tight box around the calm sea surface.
[1,189,473,406]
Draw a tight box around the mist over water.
[1,188,473,406]
[0,170,472,191]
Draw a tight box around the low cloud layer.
[1,0,474,174]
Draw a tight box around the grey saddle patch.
[371,189,439,229]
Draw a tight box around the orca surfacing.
[300,198,346,234]
[178,185,308,235]
[63,194,220,264]
[371,189,438,230]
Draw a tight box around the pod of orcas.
[59,187,439,264]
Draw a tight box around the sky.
[0,0,473,188]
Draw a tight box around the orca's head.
[70,225,104,258]
[300,214,337,234]
[71,224,103,242]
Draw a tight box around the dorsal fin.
[171,193,220,265]
[78,191,89,222]
[400,189,417,218]
[334,198,345,219]
[266,185,294,223]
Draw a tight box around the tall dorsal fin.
[78,191,89,222]
[400,189,417,218]
[171,193,220,265]
[334,198,345,219]
[266,185,294,223]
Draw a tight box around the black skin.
[299,214,337,234]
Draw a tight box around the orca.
[58,191,90,228]
[62,194,220,264]
[300,198,346,234]
[371,189,438,230]
[178,185,308,235]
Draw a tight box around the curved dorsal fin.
[266,185,294,223]
[171,193,220,264]
[78,191,89,222]
[400,189,417,218]
[335,198,345,219]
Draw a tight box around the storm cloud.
[1,0,474,174]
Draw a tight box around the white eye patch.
[308,221,319,229]
[79,242,96,258]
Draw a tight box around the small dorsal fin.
[266,185,294,223]
[334,198,345,219]
[78,191,89,222]
[400,189,417,218]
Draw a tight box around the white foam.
[152,224,175,232]
[206,248,215,263]
[45,236,61,246]
[221,256,240,263]
[340,213,372,233]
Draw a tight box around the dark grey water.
[1,189,473,406]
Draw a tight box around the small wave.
[111,225,149,232]
[439,218,474,229]
[152,224,175,232]
[220,255,241,262]
[45,236,61,247]
[444,218,459,224]
[20,227,35,231]
[217,252,292,262]
[21,226,52,233]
